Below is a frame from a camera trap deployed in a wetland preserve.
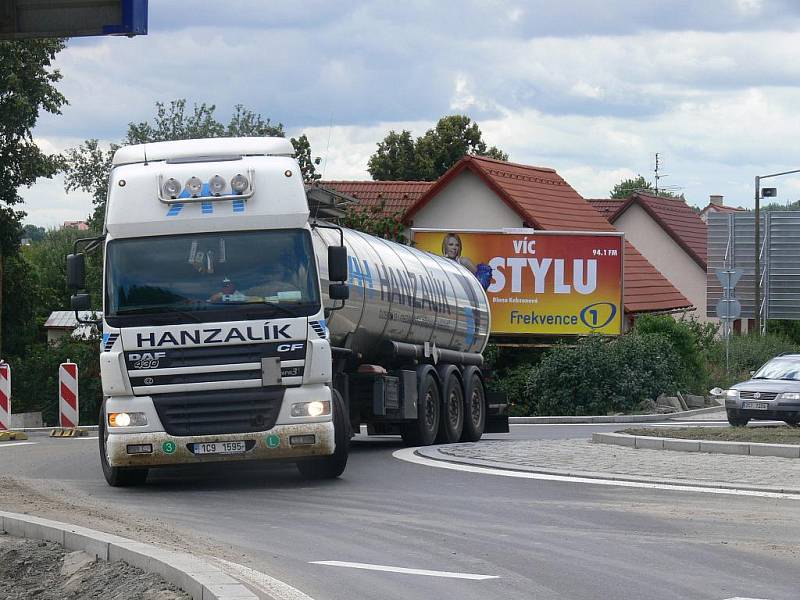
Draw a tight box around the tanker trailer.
[311,225,494,445]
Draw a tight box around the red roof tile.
[600,192,708,269]
[317,180,432,218]
[586,198,625,220]
[700,203,746,215]
[404,156,692,314]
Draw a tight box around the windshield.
[752,358,800,381]
[106,229,319,325]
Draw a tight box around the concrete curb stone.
[415,446,800,495]
[592,432,800,459]
[509,405,723,424]
[0,511,256,600]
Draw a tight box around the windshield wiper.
[243,302,301,320]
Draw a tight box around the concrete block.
[634,436,665,450]
[2,516,25,537]
[664,438,700,452]
[202,583,258,600]
[749,443,800,458]
[64,529,113,561]
[685,394,706,409]
[108,541,155,571]
[23,519,65,544]
[592,432,636,447]
[9,412,42,428]
[699,440,749,455]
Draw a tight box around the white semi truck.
[67,137,504,487]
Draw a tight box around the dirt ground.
[622,426,800,443]
[0,533,191,600]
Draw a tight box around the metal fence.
[708,211,800,321]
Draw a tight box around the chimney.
[709,194,724,206]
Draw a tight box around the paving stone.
[749,443,800,458]
[699,440,749,455]
[664,439,700,452]
[634,436,665,450]
[438,439,800,489]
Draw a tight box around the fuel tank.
[312,226,490,360]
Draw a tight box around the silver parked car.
[721,353,800,427]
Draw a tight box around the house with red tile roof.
[315,180,433,218]
[587,191,711,322]
[401,156,692,322]
[698,194,746,223]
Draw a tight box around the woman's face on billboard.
[444,235,461,258]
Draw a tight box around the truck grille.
[152,387,284,436]
[739,391,779,401]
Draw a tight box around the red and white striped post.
[59,361,79,429]
[0,362,11,431]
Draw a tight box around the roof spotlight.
[209,175,226,196]
[185,176,202,197]
[231,173,249,194]
[162,177,182,199]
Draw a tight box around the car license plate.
[742,401,769,410]
[194,441,246,455]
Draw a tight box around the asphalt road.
[2,423,799,600]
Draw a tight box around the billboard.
[413,229,624,336]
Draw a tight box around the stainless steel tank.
[312,226,490,360]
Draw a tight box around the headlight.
[780,392,800,401]
[230,173,249,194]
[725,389,740,398]
[108,412,148,427]
[290,400,331,418]
[162,177,182,199]
[209,174,226,195]
[185,176,202,197]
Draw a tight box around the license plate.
[742,401,769,410]
[193,441,247,455]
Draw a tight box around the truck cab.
[69,137,349,486]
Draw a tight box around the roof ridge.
[318,180,432,185]
[468,155,557,173]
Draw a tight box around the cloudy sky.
[23,0,800,226]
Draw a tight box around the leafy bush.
[10,336,102,426]
[707,332,797,390]
[523,333,681,416]
[633,314,717,394]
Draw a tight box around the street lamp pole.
[753,168,800,335]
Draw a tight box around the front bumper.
[726,399,800,420]
[106,421,335,468]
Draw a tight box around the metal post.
[754,176,760,335]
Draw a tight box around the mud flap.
[485,390,509,433]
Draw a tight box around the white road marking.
[0,442,37,448]
[393,448,800,500]
[213,557,317,600]
[310,560,499,580]
[724,597,771,599]
[71,436,99,440]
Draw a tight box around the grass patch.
[621,427,800,444]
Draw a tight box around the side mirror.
[67,253,86,290]
[71,293,91,311]
[749,370,755,377]
[709,387,723,396]
[328,246,348,282]
[329,283,349,301]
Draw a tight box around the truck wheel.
[99,402,148,487]
[460,372,486,442]
[297,390,349,479]
[438,372,464,444]
[726,408,750,427]
[401,373,440,446]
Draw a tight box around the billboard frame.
[411,227,625,342]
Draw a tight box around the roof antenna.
[321,113,333,180]
[654,152,662,194]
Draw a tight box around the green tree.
[290,133,321,183]
[63,99,294,224]
[22,224,45,242]
[367,115,507,181]
[610,175,677,199]
[0,39,67,354]
[367,130,418,180]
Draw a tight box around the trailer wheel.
[99,401,148,487]
[460,372,486,442]
[297,389,349,480]
[438,371,464,444]
[401,372,440,446]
